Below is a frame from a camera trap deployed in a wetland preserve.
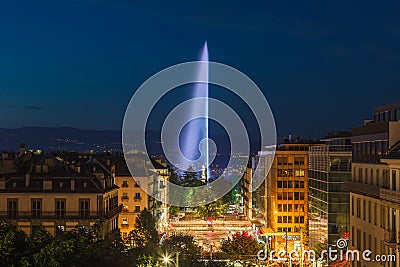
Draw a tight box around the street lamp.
[162,252,179,267]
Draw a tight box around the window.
[277,157,288,165]
[356,198,361,218]
[392,170,397,191]
[363,200,366,220]
[368,201,371,223]
[55,199,66,218]
[79,199,90,218]
[7,199,18,218]
[295,169,305,177]
[122,180,128,187]
[351,196,354,216]
[135,192,141,198]
[294,157,305,165]
[122,218,128,225]
[31,198,42,218]
[135,206,140,212]
[278,216,282,223]
[122,192,129,201]
[374,203,377,225]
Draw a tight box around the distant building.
[308,132,352,252]
[0,151,121,238]
[345,100,400,267]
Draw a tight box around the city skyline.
[1,1,400,138]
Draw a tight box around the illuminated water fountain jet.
[180,41,210,183]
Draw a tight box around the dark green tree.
[219,234,263,262]
[129,208,158,248]
[197,199,228,220]
[161,233,201,267]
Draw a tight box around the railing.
[383,229,397,243]
[134,197,142,202]
[380,188,400,204]
[0,205,122,220]
[121,196,129,201]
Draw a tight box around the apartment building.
[0,151,121,237]
[345,100,400,267]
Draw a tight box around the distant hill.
[0,126,252,157]
[0,127,122,152]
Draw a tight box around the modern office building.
[345,100,400,267]
[308,132,352,253]
[264,143,309,251]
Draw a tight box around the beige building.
[345,101,400,267]
[112,154,170,241]
[0,152,121,237]
[112,155,149,241]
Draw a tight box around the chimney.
[0,175,5,190]
[1,151,8,159]
[106,159,111,166]
[71,179,75,191]
[111,164,116,177]
[25,172,31,187]
[19,143,26,156]
[75,166,81,173]
[43,178,52,190]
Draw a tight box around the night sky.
[1,0,400,139]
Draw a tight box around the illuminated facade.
[308,132,351,252]
[265,144,309,251]
[0,152,121,237]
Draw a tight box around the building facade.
[265,144,309,252]
[0,151,121,237]
[308,132,352,253]
[345,100,400,267]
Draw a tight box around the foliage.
[161,233,202,267]
[219,233,263,262]
[0,219,131,267]
[169,206,181,216]
[129,208,159,248]
[197,199,228,220]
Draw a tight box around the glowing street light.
[162,252,179,267]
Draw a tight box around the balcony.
[121,196,129,202]
[380,188,400,204]
[383,229,397,243]
[134,196,142,202]
[0,205,122,221]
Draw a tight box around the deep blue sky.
[1,0,400,138]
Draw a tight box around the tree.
[219,234,263,262]
[161,233,201,267]
[129,208,158,248]
[0,219,131,267]
[197,199,228,220]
